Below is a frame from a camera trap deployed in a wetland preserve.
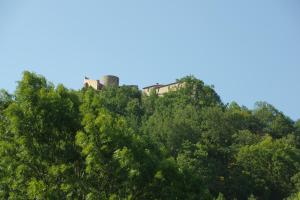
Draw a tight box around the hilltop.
[0,71,299,199]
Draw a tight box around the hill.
[0,71,300,199]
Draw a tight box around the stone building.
[84,75,119,90]
[84,75,184,96]
[143,82,185,96]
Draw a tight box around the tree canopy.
[0,72,299,199]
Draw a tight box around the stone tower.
[101,75,119,87]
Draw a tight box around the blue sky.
[0,0,299,120]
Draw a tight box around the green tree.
[1,72,300,199]
[0,71,83,199]
[253,102,294,138]
[77,94,192,199]
[235,136,300,199]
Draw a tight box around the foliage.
[0,71,299,199]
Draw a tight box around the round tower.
[101,75,119,87]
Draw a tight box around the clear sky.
[0,0,299,120]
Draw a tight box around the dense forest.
[0,71,300,200]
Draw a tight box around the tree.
[1,72,300,199]
[253,102,294,138]
[0,71,83,199]
[235,136,300,199]
[78,89,196,199]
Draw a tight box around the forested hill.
[0,71,300,200]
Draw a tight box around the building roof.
[143,82,179,89]
[143,84,164,89]
[160,82,179,87]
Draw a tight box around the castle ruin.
[84,75,184,96]
[142,82,185,96]
[84,75,119,90]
